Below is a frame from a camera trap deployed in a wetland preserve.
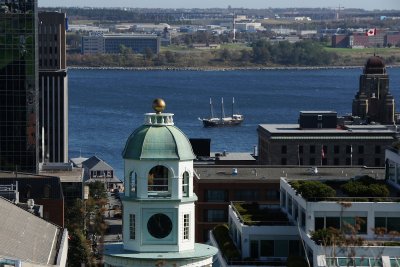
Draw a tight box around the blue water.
[68,68,400,178]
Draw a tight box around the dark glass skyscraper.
[38,12,68,164]
[0,0,39,172]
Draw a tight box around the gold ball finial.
[152,98,166,114]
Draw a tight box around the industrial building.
[82,33,160,55]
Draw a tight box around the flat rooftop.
[194,165,385,182]
[258,124,395,136]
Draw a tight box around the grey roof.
[212,152,256,161]
[258,124,396,136]
[85,177,122,184]
[82,156,113,171]
[0,197,61,265]
[39,168,83,183]
[194,165,385,181]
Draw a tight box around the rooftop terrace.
[287,175,400,202]
[231,202,292,226]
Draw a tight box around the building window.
[205,190,227,202]
[280,189,286,208]
[334,145,340,154]
[205,210,226,222]
[375,158,381,166]
[130,171,137,195]
[298,145,303,154]
[281,158,287,165]
[183,214,190,240]
[148,165,169,194]
[287,196,293,215]
[346,157,351,165]
[266,190,279,200]
[234,190,259,201]
[309,158,315,165]
[182,171,189,197]
[315,217,325,231]
[281,145,287,154]
[43,184,51,198]
[346,145,352,154]
[358,158,364,165]
[358,145,364,154]
[260,240,274,257]
[375,145,381,154]
[129,214,135,239]
[334,158,339,165]
[375,217,400,233]
[310,145,315,154]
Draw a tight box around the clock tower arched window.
[129,171,137,197]
[148,165,170,197]
[182,171,189,197]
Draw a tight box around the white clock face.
[147,213,173,239]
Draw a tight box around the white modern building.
[103,99,218,267]
[220,176,400,267]
[385,147,400,190]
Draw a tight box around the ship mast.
[210,98,214,118]
[221,97,225,119]
[232,97,235,117]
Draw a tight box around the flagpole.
[297,145,300,166]
[351,145,353,166]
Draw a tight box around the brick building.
[257,113,396,167]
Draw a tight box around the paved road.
[104,192,122,243]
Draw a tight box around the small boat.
[199,97,244,127]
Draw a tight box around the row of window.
[281,145,380,154]
[315,216,368,234]
[314,216,400,234]
[281,157,380,166]
[281,189,306,229]
[250,239,303,258]
[204,189,279,202]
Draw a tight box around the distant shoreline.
[67,65,400,71]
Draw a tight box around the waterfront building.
[38,12,69,164]
[0,0,39,173]
[352,56,395,124]
[103,99,217,267]
[213,175,400,267]
[331,31,400,48]
[81,155,122,191]
[82,33,160,55]
[0,196,68,267]
[257,111,395,167]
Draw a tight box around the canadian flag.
[366,28,376,36]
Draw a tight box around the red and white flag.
[366,28,376,36]
[321,146,325,159]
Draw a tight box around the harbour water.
[69,67,400,178]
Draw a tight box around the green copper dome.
[122,124,195,160]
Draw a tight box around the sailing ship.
[199,97,244,127]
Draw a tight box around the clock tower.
[104,99,218,267]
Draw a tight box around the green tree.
[68,229,93,267]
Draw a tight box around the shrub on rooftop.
[212,224,241,261]
[290,180,336,200]
[341,175,389,198]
